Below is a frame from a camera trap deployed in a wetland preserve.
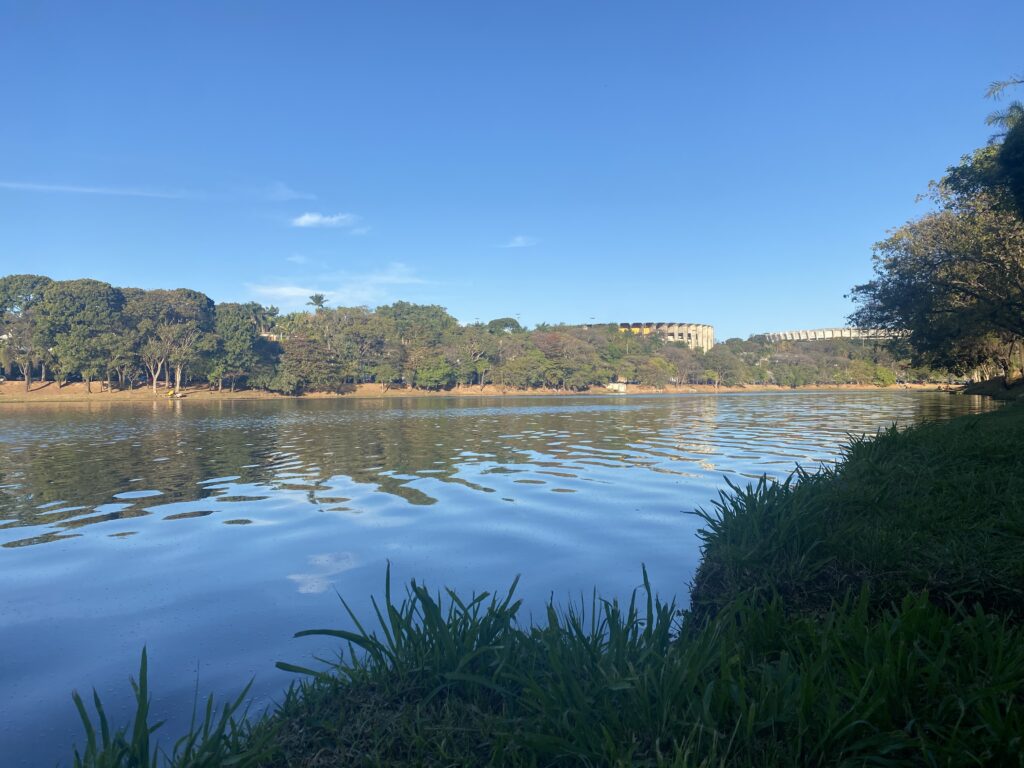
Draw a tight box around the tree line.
[0,274,934,395]
[851,73,1024,384]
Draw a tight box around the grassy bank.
[67,404,1024,766]
[963,375,1024,402]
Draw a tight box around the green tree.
[451,325,498,388]
[987,74,1024,215]
[2,309,41,390]
[532,331,604,390]
[872,364,897,387]
[211,302,264,391]
[36,279,124,392]
[0,274,52,317]
[852,76,1024,381]
[637,356,675,388]
[158,289,216,393]
[373,361,401,392]
[702,345,749,386]
[100,329,140,390]
[850,190,1024,376]
[270,337,345,394]
[125,289,176,393]
[0,274,53,388]
[486,317,524,335]
[377,302,457,349]
[494,347,546,389]
[413,353,455,390]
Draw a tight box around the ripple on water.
[0,392,1002,767]
[112,490,163,500]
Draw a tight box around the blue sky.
[1,1,1021,339]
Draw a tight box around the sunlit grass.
[690,402,1024,620]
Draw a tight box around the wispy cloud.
[287,552,357,594]
[0,180,195,199]
[291,211,361,228]
[499,235,538,248]
[265,181,316,201]
[247,262,427,309]
[286,254,309,265]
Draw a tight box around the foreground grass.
[69,404,1024,766]
[690,401,1024,620]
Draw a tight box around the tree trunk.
[150,362,161,393]
[164,365,171,390]
[85,375,92,394]
[107,370,113,393]
[174,365,183,394]
[41,362,47,382]
[23,362,31,392]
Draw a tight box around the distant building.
[618,322,714,352]
[757,327,892,343]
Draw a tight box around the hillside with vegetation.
[0,278,943,396]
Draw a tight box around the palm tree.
[307,294,328,311]
[987,73,1024,216]
[986,74,1024,137]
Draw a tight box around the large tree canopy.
[988,74,1024,215]
[35,279,125,390]
[0,274,52,315]
[850,194,1024,374]
[850,73,1024,380]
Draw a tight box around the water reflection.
[0,393,998,548]
[0,392,1001,767]
[288,552,359,594]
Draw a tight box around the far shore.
[0,379,954,405]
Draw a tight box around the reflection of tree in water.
[0,399,670,545]
[0,395,997,548]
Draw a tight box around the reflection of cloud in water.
[287,551,357,594]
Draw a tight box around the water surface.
[0,392,997,764]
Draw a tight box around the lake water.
[0,392,998,765]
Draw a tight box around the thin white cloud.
[499,235,538,248]
[0,180,194,199]
[291,211,360,228]
[286,254,309,264]
[246,262,427,309]
[287,552,357,594]
[265,181,316,201]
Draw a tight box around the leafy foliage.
[851,72,1024,382]
[2,277,943,395]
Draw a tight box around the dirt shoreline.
[0,380,953,405]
